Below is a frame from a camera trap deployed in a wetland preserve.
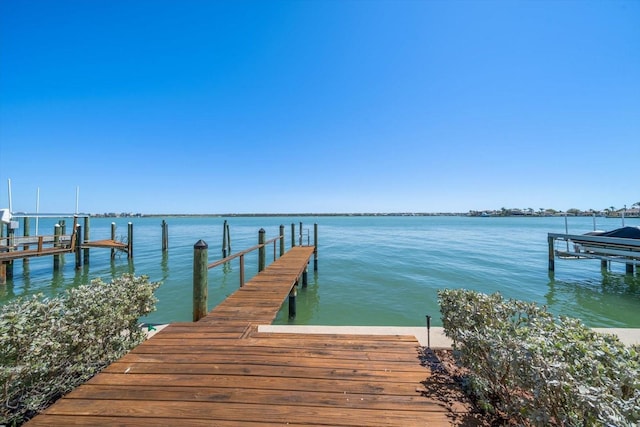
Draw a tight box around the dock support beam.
[547,235,555,272]
[193,240,208,322]
[258,228,266,272]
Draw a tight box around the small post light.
[425,315,431,349]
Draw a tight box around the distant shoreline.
[11,211,639,219]
[92,211,640,219]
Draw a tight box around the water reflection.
[546,269,640,327]
[160,252,169,281]
[21,263,31,294]
[72,264,90,287]
[273,270,321,324]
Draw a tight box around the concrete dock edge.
[258,325,640,348]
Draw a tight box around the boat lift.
[548,229,640,273]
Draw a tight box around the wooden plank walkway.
[26,246,462,426]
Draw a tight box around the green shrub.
[0,274,160,426]
[438,289,640,426]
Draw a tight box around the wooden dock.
[25,246,460,426]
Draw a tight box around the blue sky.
[1,0,638,214]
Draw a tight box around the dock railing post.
[258,228,266,272]
[127,222,133,259]
[547,235,555,272]
[53,224,61,271]
[279,225,285,257]
[291,223,295,247]
[193,240,208,322]
[313,223,318,271]
[83,216,90,264]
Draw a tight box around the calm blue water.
[1,215,639,328]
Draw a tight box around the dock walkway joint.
[26,246,461,426]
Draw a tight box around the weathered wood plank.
[64,384,447,411]
[39,399,452,426]
[114,351,431,372]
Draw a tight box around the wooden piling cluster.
[0,216,133,284]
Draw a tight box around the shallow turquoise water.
[2,215,639,327]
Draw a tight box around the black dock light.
[425,315,431,349]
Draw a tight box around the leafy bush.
[0,274,160,425]
[438,289,640,426]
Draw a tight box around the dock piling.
[193,240,209,322]
[291,223,295,247]
[547,235,555,272]
[299,222,303,246]
[23,217,30,267]
[161,220,169,252]
[75,225,82,270]
[110,223,116,259]
[83,216,90,264]
[6,225,14,279]
[258,228,266,272]
[314,223,318,271]
[289,281,297,319]
[279,225,285,257]
[53,224,61,271]
[222,220,228,257]
[127,222,133,259]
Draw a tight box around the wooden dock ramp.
[26,246,462,426]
